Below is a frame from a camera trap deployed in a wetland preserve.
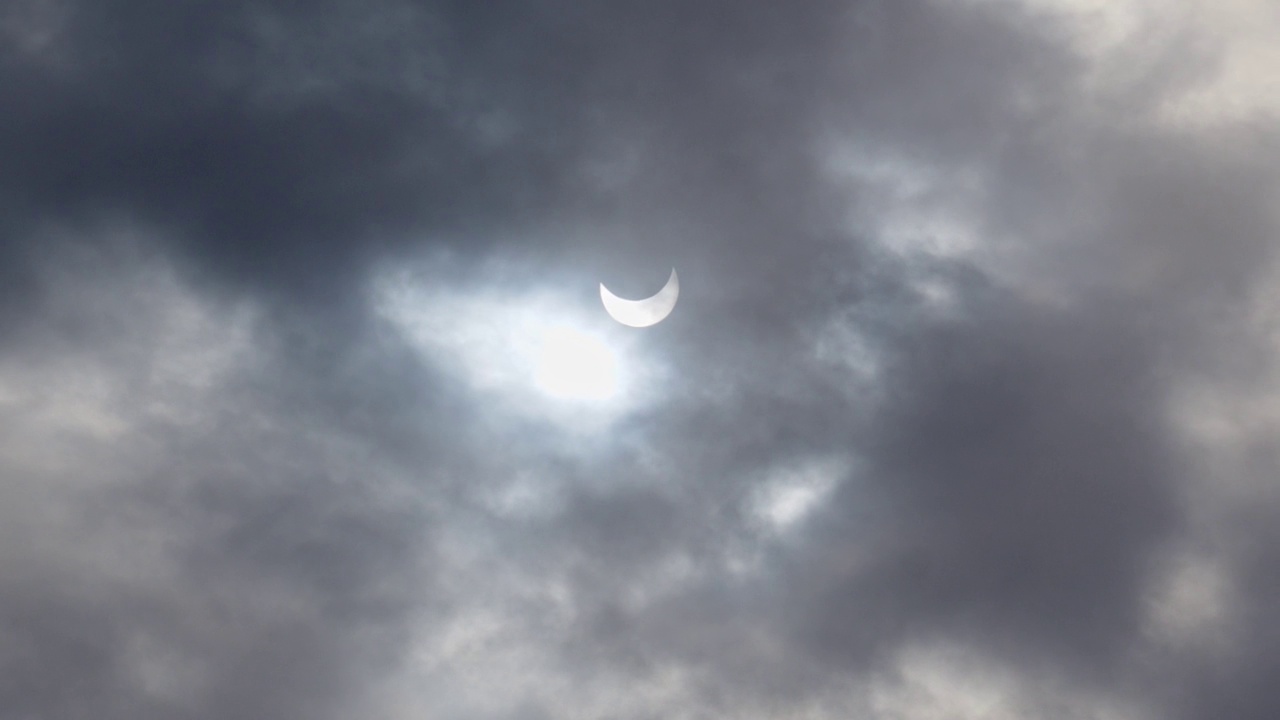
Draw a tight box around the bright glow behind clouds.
[374,261,654,426]
[533,325,620,401]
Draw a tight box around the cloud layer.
[3,1,1280,718]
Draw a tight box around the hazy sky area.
[4,1,1280,718]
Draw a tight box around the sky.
[3,1,1280,718]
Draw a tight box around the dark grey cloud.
[2,1,1278,718]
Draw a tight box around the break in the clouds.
[3,1,1280,718]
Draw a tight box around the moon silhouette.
[600,269,679,328]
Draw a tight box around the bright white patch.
[533,325,620,401]
[752,456,847,532]
[762,480,826,528]
[374,261,661,430]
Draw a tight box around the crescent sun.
[600,269,679,328]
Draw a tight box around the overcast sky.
[4,1,1280,718]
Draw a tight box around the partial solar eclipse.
[600,269,679,327]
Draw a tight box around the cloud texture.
[3,1,1280,718]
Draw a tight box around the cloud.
[2,1,1279,719]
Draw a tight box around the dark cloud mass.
[3,1,1279,718]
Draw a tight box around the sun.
[532,324,621,402]
[374,268,645,421]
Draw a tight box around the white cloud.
[752,456,847,532]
